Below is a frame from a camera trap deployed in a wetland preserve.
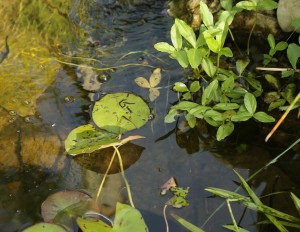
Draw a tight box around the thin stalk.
[247,10,257,55]
[96,149,117,201]
[113,145,135,208]
[265,92,300,142]
[227,200,239,231]
[256,67,300,73]
[163,204,169,232]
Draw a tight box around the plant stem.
[226,199,239,231]
[113,145,135,208]
[163,204,169,232]
[247,10,257,55]
[96,149,117,201]
[256,67,300,73]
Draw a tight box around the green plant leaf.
[236,59,250,76]
[287,43,300,69]
[204,110,223,121]
[186,113,197,128]
[23,223,67,232]
[190,81,201,92]
[244,76,262,91]
[187,48,205,69]
[171,24,182,50]
[257,0,278,10]
[205,117,223,127]
[223,225,250,232]
[290,193,300,214]
[220,47,233,57]
[217,121,234,141]
[275,41,288,51]
[172,101,199,111]
[77,218,112,232]
[189,105,211,118]
[244,92,257,115]
[221,0,233,10]
[213,103,240,110]
[92,93,150,134]
[171,50,189,68]
[203,30,220,53]
[265,74,280,90]
[200,1,214,28]
[253,112,275,122]
[154,42,175,54]
[114,203,149,232]
[236,1,257,10]
[267,34,275,49]
[226,87,248,99]
[202,79,219,105]
[281,70,294,78]
[231,111,252,121]
[165,108,179,123]
[171,213,204,232]
[65,124,119,155]
[175,18,197,48]
[268,99,286,111]
[202,57,217,77]
[221,76,235,92]
[173,82,189,92]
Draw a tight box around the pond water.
[0,1,300,232]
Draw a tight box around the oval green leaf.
[154,42,176,54]
[173,82,189,92]
[217,122,234,141]
[253,112,275,123]
[92,93,150,134]
[244,92,257,114]
[171,24,182,50]
[77,217,113,232]
[175,18,197,48]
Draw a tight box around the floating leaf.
[77,217,113,232]
[114,203,149,232]
[92,92,150,134]
[23,223,67,232]
[64,124,119,155]
[41,191,98,225]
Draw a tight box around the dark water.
[0,1,299,232]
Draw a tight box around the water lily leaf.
[77,217,113,232]
[114,203,149,232]
[92,93,150,134]
[65,124,119,155]
[23,223,67,232]
[41,191,99,225]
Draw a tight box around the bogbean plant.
[155,1,277,141]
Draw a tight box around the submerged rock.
[277,0,300,33]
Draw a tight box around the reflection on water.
[0,0,299,231]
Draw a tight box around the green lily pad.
[23,223,67,232]
[92,93,150,134]
[65,124,119,155]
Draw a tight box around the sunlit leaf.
[236,1,257,10]
[213,103,239,110]
[172,101,199,111]
[204,109,223,121]
[217,122,234,141]
[257,0,278,10]
[220,47,233,57]
[154,42,176,54]
[221,76,235,92]
[92,93,150,134]
[77,217,112,232]
[221,0,233,11]
[65,124,119,155]
[187,48,205,69]
[23,223,67,232]
[114,203,149,232]
[171,24,182,50]
[165,108,179,123]
[202,57,217,77]
[202,79,218,105]
[231,111,252,121]
[275,41,288,51]
[175,18,197,48]
[223,225,250,232]
[200,1,214,28]
[173,82,189,92]
[203,31,220,53]
[253,112,275,123]
[171,50,189,68]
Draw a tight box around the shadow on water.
[0,0,299,231]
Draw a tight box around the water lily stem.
[163,204,169,232]
[113,145,135,208]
